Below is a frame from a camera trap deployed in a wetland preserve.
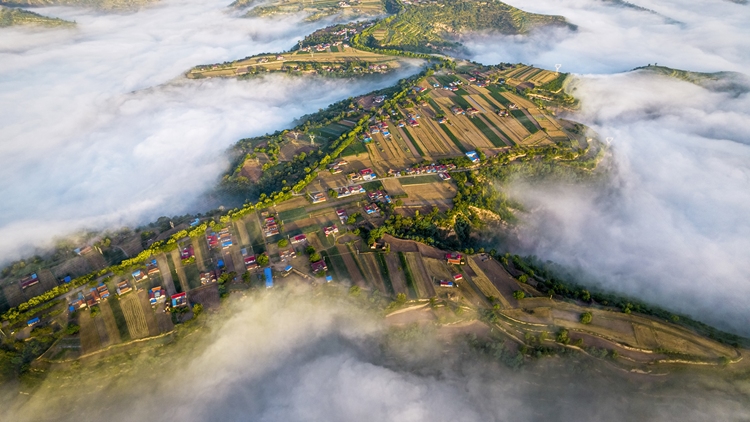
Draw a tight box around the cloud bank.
[0,0,419,263]
[462,0,750,333]
[5,289,750,421]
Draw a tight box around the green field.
[341,141,368,157]
[470,116,506,147]
[107,297,131,342]
[478,115,515,146]
[279,207,310,223]
[511,110,539,134]
[325,250,351,282]
[245,217,264,246]
[375,253,394,296]
[439,125,467,153]
[165,255,182,294]
[399,174,441,185]
[185,263,201,290]
[362,180,384,191]
[401,127,424,156]
[398,252,418,299]
[487,88,512,107]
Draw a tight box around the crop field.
[120,294,150,339]
[188,283,221,310]
[185,262,201,290]
[341,141,368,157]
[384,252,408,296]
[244,215,265,246]
[510,109,540,133]
[98,302,122,347]
[337,244,365,286]
[78,310,101,354]
[325,249,351,282]
[399,174,442,185]
[279,207,310,223]
[463,260,501,304]
[193,236,209,272]
[355,252,388,294]
[402,252,435,298]
[108,296,131,342]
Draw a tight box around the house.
[282,265,293,277]
[349,185,365,194]
[19,273,39,289]
[206,232,219,248]
[69,292,85,311]
[171,292,188,308]
[310,192,327,204]
[291,234,308,245]
[96,283,110,300]
[181,245,194,260]
[146,259,160,275]
[27,317,40,327]
[445,253,464,265]
[439,172,451,181]
[364,203,380,215]
[451,106,465,115]
[453,274,464,281]
[466,107,480,116]
[264,267,274,289]
[311,260,328,273]
[117,280,133,296]
[465,151,480,163]
[439,280,456,287]
[85,289,100,307]
[359,168,376,181]
[324,225,339,237]
[132,269,148,282]
[149,287,166,305]
[437,116,447,124]
[497,109,509,117]
[244,255,258,270]
[219,228,233,249]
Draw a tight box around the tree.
[580,289,591,302]
[513,290,525,300]
[90,305,100,318]
[257,253,269,266]
[580,312,592,324]
[518,274,528,283]
[309,252,322,262]
[349,285,361,296]
[242,271,251,283]
[65,323,80,335]
[193,303,204,316]
[347,215,357,225]
[278,238,289,248]
[556,329,570,344]
[396,293,407,304]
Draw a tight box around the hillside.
[0,5,74,26]
[634,65,750,93]
[0,0,154,9]
[355,0,571,54]
[238,0,385,21]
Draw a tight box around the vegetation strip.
[375,253,395,296]
[398,252,418,299]
[439,125,468,153]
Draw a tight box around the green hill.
[0,0,154,9]
[634,65,750,94]
[356,0,571,54]
[0,6,74,27]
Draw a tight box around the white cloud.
[0,0,419,262]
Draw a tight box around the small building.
[465,151,480,163]
[171,292,188,308]
[310,192,327,204]
[149,287,166,305]
[281,265,293,277]
[85,290,100,307]
[291,234,308,245]
[132,269,148,282]
[200,272,217,284]
[27,317,40,327]
[445,253,464,265]
[453,274,464,281]
[364,203,380,215]
[146,259,160,275]
[439,172,451,181]
[264,267,274,289]
[62,275,72,284]
[439,280,456,288]
[324,225,339,237]
[359,168,377,181]
[311,260,328,273]
[245,255,258,270]
[117,280,133,296]
[19,273,39,290]
[181,245,195,260]
[96,284,110,300]
[325,275,333,283]
[336,209,348,224]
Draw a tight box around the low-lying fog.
[0,0,419,263]
[5,289,750,421]
[466,0,750,334]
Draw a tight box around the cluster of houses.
[445,252,465,265]
[367,190,392,204]
[368,121,391,138]
[263,216,280,237]
[299,40,347,53]
[146,259,160,276]
[149,286,166,305]
[324,225,339,237]
[450,105,480,117]
[328,159,348,174]
[335,184,366,199]
[386,162,457,178]
[206,228,233,249]
[67,280,131,311]
[364,203,380,215]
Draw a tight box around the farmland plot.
[98,301,122,346]
[336,244,365,286]
[384,252,408,296]
[120,294,150,339]
[356,253,388,294]
[78,310,102,354]
[403,252,435,298]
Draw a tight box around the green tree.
[580,312,592,324]
[347,215,356,224]
[309,252,322,262]
[192,303,204,316]
[396,293,407,304]
[349,285,361,296]
[556,329,570,344]
[278,238,289,248]
[257,253,269,266]
[518,274,528,283]
[513,290,525,300]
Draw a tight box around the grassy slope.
[0,6,74,26]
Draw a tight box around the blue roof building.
[264,267,273,289]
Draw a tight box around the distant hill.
[0,0,154,9]
[634,65,750,94]
[0,6,74,26]
[356,0,572,54]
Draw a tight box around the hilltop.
[634,64,750,94]
[0,0,154,9]
[236,0,385,21]
[0,6,74,26]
